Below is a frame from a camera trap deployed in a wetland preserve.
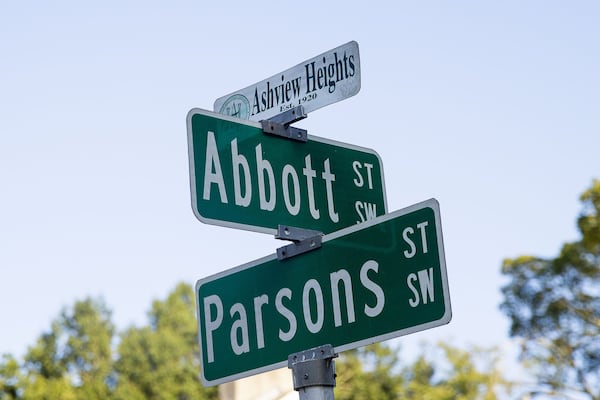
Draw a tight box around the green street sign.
[186,108,386,234]
[195,199,451,386]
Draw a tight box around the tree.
[8,285,217,400]
[21,297,114,400]
[501,179,600,399]
[2,282,515,399]
[335,343,403,399]
[399,343,508,400]
[113,283,217,400]
[0,355,21,400]
[335,342,509,399]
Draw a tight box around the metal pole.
[288,345,337,400]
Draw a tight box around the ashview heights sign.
[214,41,361,121]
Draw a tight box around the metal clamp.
[288,344,338,391]
[261,106,308,142]
[275,225,323,261]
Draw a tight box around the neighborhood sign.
[195,199,451,386]
[213,41,361,121]
[186,108,386,235]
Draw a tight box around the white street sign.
[214,41,361,121]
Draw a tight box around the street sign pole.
[262,109,338,400]
[262,108,338,400]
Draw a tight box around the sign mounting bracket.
[261,105,308,142]
[288,344,337,399]
[275,224,323,260]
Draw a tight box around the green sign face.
[186,108,386,234]
[195,199,451,386]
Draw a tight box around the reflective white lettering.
[360,260,385,317]
[282,164,300,215]
[230,303,249,355]
[253,295,268,349]
[418,268,435,304]
[231,139,251,207]
[403,227,416,258]
[275,288,297,342]
[203,295,223,363]
[417,221,429,254]
[322,159,339,223]
[302,154,320,219]
[407,273,420,307]
[203,131,228,203]
[330,269,355,327]
[302,279,324,333]
[256,144,275,211]
[352,161,364,187]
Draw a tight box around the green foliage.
[2,282,513,399]
[21,297,114,400]
[113,283,217,400]
[1,286,216,400]
[0,355,21,400]
[335,342,508,399]
[404,344,508,400]
[501,179,600,399]
[335,344,403,399]
[63,298,114,399]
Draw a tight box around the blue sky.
[1,0,599,380]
